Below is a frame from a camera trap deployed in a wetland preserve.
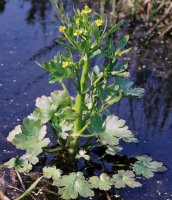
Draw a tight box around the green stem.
[67,53,90,154]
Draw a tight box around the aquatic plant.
[4,5,166,200]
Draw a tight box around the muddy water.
[0,1,172,199]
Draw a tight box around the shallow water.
[0,1,172,199]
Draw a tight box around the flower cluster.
[58,5,103,38]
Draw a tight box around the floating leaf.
[4,157,32,173]
[55,172,94,199]
[112,170,142,188]
[43,166,62,180]
[89,173,113,191]
[7,125,22,142]
[133,155,167,179]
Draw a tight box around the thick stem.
[67,54,90,154]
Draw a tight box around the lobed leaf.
[54,172,94,199]
[89,173,113,191]
[112,170,142,188]
[115,78,145,98]
[133,155,167,179]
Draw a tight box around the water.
[0,1,172,199]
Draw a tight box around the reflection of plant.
[4,5,166,200]
[100,0,172,36]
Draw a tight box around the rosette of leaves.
[5,90,76,172]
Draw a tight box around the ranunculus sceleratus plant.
[5,5,166,200]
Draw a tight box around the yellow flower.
[62,61,70,68]
[115,50,123,57]
[81,5,92,14]
[59,26,66,33]
[74,29,83,36]
[95,19,103,27]
[75,18,80,25]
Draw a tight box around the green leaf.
[103,21,123,39]
[55,172,94,199]
[117,35,129,50]
[43,166,62,180]
[28,90,72,124]
[49,67,73,83]
[4,157,32,173]
[12,119,50,156]
[89,173,113,191]
[106,145,123,155]
[90,115,104,133]
[91,49,102,59]
[133,155,167,179]
[40,56,73,83]
[7,125,22,143]
[112,170,142,188]
[89,115,138,147]
[115,78,145,97]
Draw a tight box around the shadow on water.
[0,1,172,199]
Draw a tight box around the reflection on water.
[25,0,52,24]
[0,1,172,199]
[0,0,6,13]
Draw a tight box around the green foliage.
[43,167,94,200]
[89,173,113,191]
[112,170,142,188]
[4,4,167,200]
[89,115,138,154]
[40,55,73,83]
[11,119,49,156]
[115,78,145,97]
[133,155,167,178]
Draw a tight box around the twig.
[15,171,26,190]
[160,22,172,37]
[147,2,172,35]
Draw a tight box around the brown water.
[0,1,172,199]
